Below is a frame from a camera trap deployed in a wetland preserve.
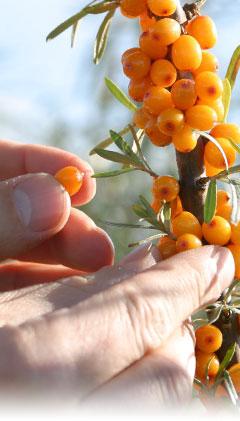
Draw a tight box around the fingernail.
[12,174,71,232]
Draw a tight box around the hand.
[0,244,234,410]
[0,140,114,289]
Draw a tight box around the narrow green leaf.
[139,195,157,220]
[215,343,236,384]
[99,221,154,229]
[230,181,240,224]
[204,180,217,223]
[129,232,167,248]
[46,1,117,41]
[110,130,142,165]
[226,45,240,89]
[223,371,239,404]
[228,138,240,154]
[132,204,149,219]
[192,305,223,330]
[160,202,172,234]
[94,148,138,166]
[93,9,115,64]
[89,126,131,155]
[222,78,232,122]
[105,77,137,112]
[92,168,137,178]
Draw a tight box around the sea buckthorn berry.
[152,175,179,202]
[151,197,161,214]
[150,59,177,88]
[195,325,223,354]
[54,166,84,197]
[216,203,232,221]
[139,31,168,60]
[217,190,230,208]
[187,16,217,49]
[120,0,147,18]
[151,18,181,46]
[143,86,173,116]
[139,11,156,31]
[171,79,197,111]
[176,233,202,253]
[158,236,177,260]
[122,48,151,80]
[172,35,202,71]
[204,138,236,170]
[157,108,185,136]
[145,117,172,146]
[228,364,240,392]
[193,51,219,77]
[210,123,240,144]
[185,105,217,131]
[195,351,220,380]
[202,216,231,246]
[121,48,139,64]
[195,71,223,101]
[128,76,153,103]
[197,98,224,122]
[147,0,177,16]
[227,245,240,279]
[133,107,152,129]
[172,124,198,153]
[172,211,202,239]
[171,196,183,219]
[205,160,220,177]
[231,222,240,246]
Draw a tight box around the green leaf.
[139,195,158,220]
[99,221,155,229]
[192,305,223,330]
[128,232,167,248]
[226,45,240,89]
[46,1,117,41]
[105,77,137,112]
[223,371,239,404]
[71,21,80,47]
[222,78,232,122]
[93,8,115,64]
[215,343,236,384]
[230,181,240,225]
[94,148,138,166]
[227,138,240,154]
[132,204,149,219]
[109,130,142,165]
[92,168,137,178]
[204,180,217,223]
[160,202,172,234]
[89,126,131,155]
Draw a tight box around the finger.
[0,262,83,292]
[87,324,195,410]
[0,140,96,205]
[18,208,114,272]
[0,173,71,260]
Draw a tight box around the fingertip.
[71,166,96,206]
[88,227,115,271]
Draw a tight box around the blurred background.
[0,0,240,259]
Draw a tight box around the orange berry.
[202,216,231,246]
[195,325,223,353]
[172,211,202,239]
[54,166,84,197]
[147,0,177,16]
[172,124,198,153]
[193,51,219,77]
[185,105,217,131]
[216,203,232,221]
[172,35,202,71]
[171,79,197,111]
[120,0,147,18]
[195,71,223,101]
[228,364,240,393]
[150,18,181,46]
[171,195,183,219]
[143,86,173,115]
[128,76,153,102]
[217,190,231,209]
[121,48,139,63]
[205,160,220,177]
[145,117,172,146]
[157,108,185,136]
[176,233,202,252]
[158,236,177,260]
[139,12,156,31]
[227,245,240,279]
[151,197,161,214]
[139,31,168,60]
[204,138,236,170]
[231,222,240,246]
[133,107,152,129]
[152,175,179,202]
[122,48,151,80]
[150,59,177,88]
[195,351,220,379]
[210,123,240,144]
[197,98,224,122]
[187,15,217,49]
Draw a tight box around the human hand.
[0,140,114,289]
[0,244,234,410]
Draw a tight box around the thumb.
[0,173,71,260]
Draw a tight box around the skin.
[0,140,235,409]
